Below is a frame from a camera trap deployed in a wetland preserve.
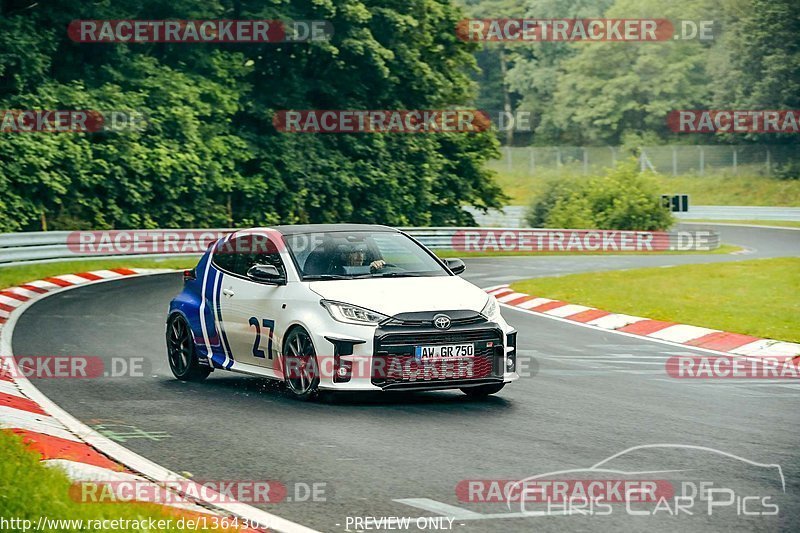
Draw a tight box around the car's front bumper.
[309,314,519,392]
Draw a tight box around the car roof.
[254,223,400,236]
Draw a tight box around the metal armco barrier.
[0,227,720,265]
[465,205,800,228]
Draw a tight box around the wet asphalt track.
[13,224,800,532]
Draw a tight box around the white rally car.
[167,224,518,400]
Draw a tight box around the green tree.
[505,0,613,144]
[712,0,800,144]
[456,0,527,145]
[0,0,505,231]
[542,0,719,145]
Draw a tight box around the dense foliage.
[459,0,800,147]
[0,0,504,232]
[525,162,675,230]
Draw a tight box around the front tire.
[282,328,320,401]
[166,315,211,382]
[461,383,505,398]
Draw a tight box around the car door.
[216,236,288,369]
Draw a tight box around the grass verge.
[0,430,236,532]
[0,247,744,292]
[489,165,800,207]
[509,257,800,343]
[0,258,194,291]
[435,244,741,258]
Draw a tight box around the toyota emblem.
[433,314,452,330]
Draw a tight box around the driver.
[338,243,386,272]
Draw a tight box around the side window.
[211,240,237,273]
[212,236,286,279]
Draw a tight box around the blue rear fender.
[167,250,225,368]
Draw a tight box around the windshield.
[285,231,449,280]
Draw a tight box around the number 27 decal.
[248,316,275,359]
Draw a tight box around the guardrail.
[465,205,800,227]
[0,227,720,266]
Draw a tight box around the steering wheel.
[371,262,398,272]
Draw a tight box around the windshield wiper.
[359,272,424,278]
[302,274,351,281]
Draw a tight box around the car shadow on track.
[161,374,512,409]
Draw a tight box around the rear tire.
[461,383,505,398]
[282,328,320,401]
[166,315,211,382]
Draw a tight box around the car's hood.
[308,276,489,316]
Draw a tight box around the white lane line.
[86,270,124,279]
[517,298,554,309]
[732,340,800,357]
[646,324,719,343]
[728,339,776,356]
[585,344,672,352]
[0,295,25,308]
[582,360,666,365]
[394,498,579,520]
[393,498,484,519]
[25,280,61,290]
[0,406,80,442]
[52,274,94,285]
[483,284,510,294]
[652,378,800,389]
[544,304,591,318]
[536,355,667,361]
[483,284,511,295]
[4,287,38,299]
[585,313,647,330]
[496,292,529,303]
[0,380,26,398]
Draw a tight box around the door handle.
[222,288,235,297]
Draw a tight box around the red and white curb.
[0,267,318,533]
[486,284,800,358]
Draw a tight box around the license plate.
[415,343,474,360]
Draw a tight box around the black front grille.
[372,324,504,388]
[379,329,500,347]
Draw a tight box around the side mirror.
[247,264,284,284]
[445,258,466,275]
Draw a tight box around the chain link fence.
[498,145,799,176]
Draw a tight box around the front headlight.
[481,295,502,322]
[320,300,389,325]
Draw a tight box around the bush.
[772,162,800,180]
[525,162,675,230]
